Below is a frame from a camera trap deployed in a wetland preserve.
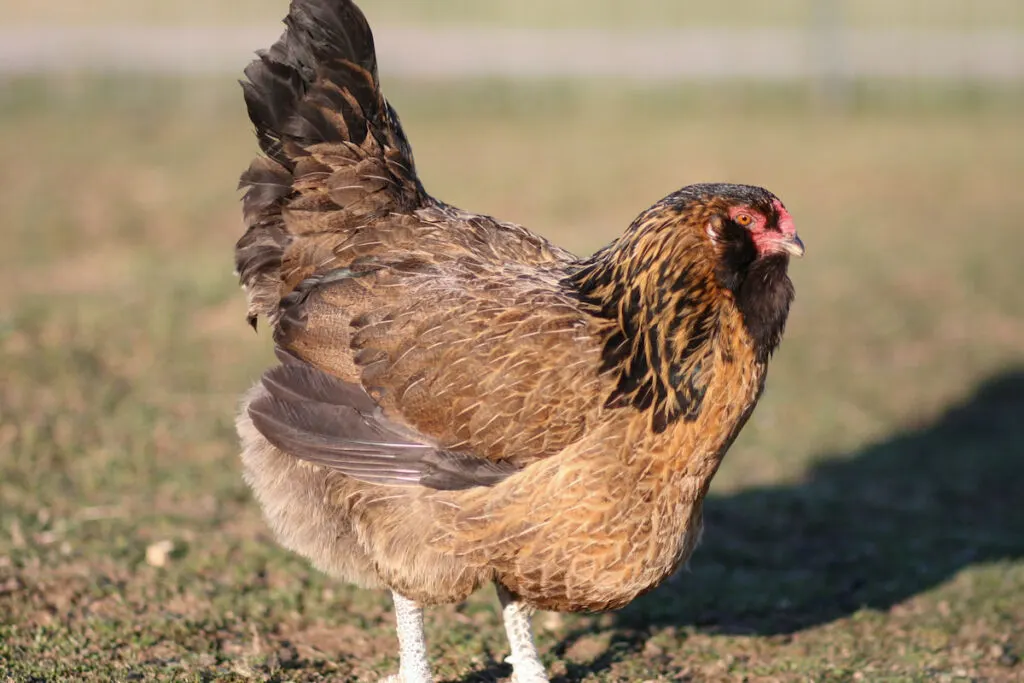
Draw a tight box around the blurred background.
[2,1,1022,681]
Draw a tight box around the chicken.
[233,1,804,681]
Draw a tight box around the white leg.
[496,584,549,683]
[379,591,433,683]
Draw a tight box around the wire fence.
[2,0,1022,111]
[2,25,1021,80]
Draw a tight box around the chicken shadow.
[545,367,1024,678]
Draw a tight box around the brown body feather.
[236,0,799,614]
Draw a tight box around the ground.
[0,76,1022,681]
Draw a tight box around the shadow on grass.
[544,367,1024,679]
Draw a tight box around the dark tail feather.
[235,0,425,328]
[240,0,406,170]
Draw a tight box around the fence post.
[813,0,850,110]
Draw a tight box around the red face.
[728,200,804,258]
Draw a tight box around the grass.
[0,76,1023,681]
[6,0,1023,29]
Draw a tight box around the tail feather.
[235,0,425,327]
[242,0,380,165]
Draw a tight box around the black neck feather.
[567,245,721,434]
[567,235,794,432]
[715,228,795,363]
[732,255,794,362]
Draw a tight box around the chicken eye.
[734,213,753,227]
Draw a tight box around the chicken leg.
[497,584,550,683]
[380,591,433,683]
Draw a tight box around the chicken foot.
[497,584,550,683]
[380,591,433,683]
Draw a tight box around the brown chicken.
[234,1,804,681]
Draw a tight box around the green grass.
[6,0,1024,29]
[1,76,1023,681]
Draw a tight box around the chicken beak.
[777,233,805,258]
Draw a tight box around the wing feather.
[264,260,609,470]
[250,361,519,490]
